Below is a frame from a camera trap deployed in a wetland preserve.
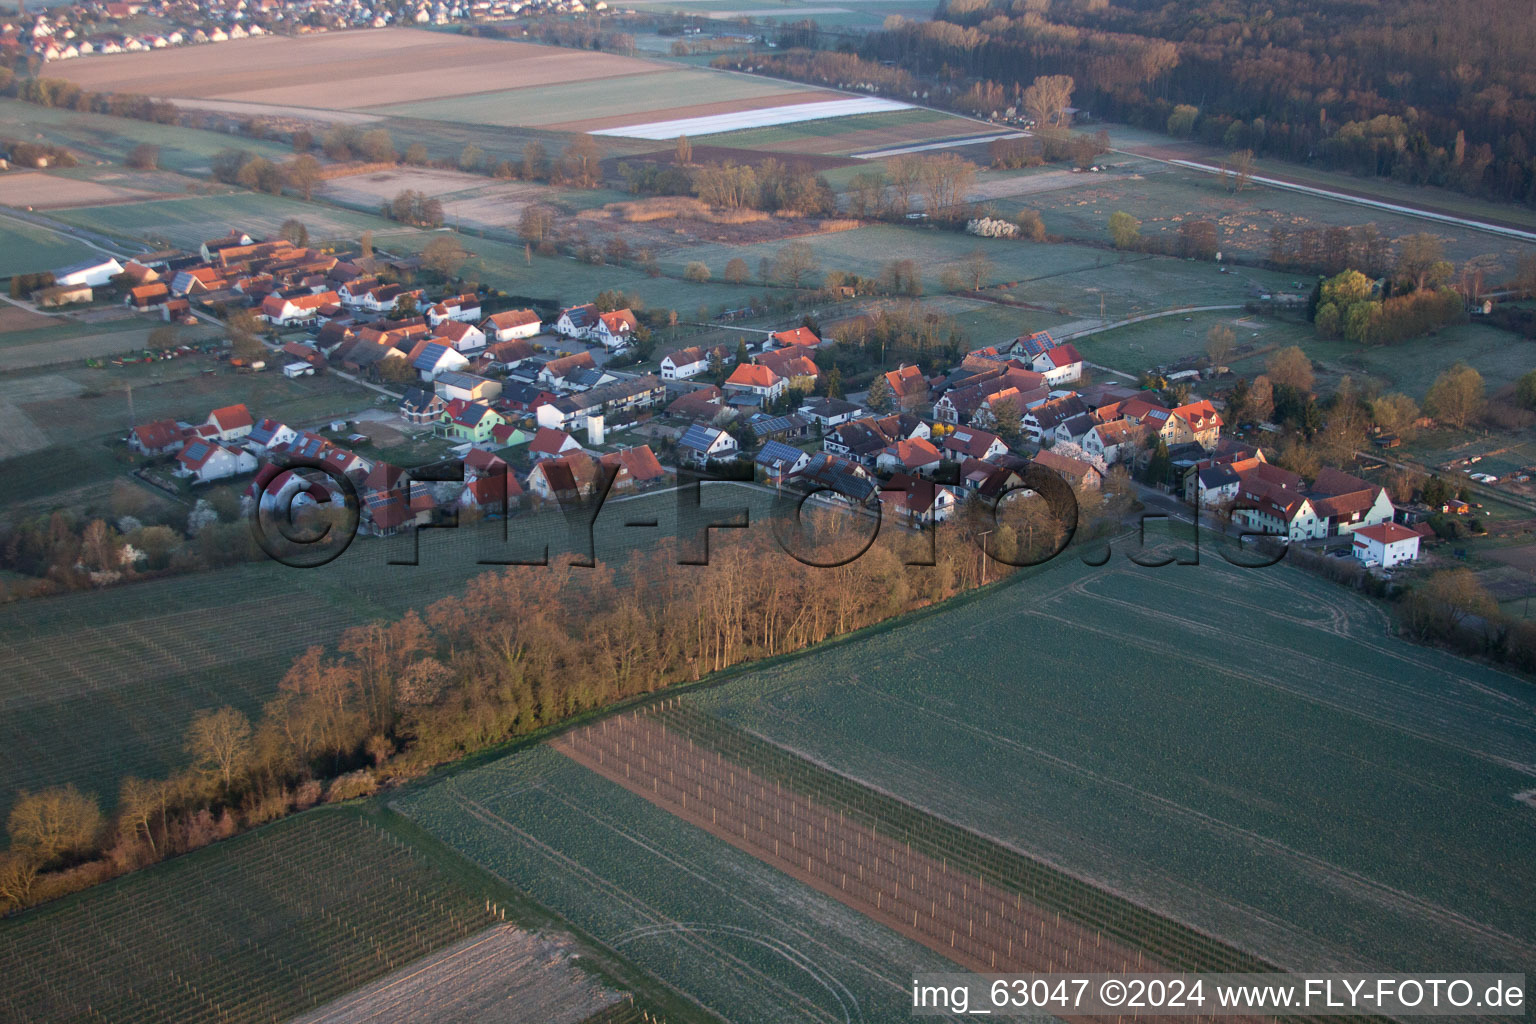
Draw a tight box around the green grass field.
[0,217,99,278]
[460,234,767,312]
[48,192,404,251]
[670,224,1293,318]
[395,745,961,1024]
[703,107,958,152]
[677,550,1536,975]
[368,69,819,128]
[0,98,295,174]
[0,808,496,1023]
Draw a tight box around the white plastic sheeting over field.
[588,96,912,140]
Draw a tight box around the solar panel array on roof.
[678,423,724,452]
[412,343,450,371]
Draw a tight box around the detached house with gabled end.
[539,351,597,389]
[660,345,725,381]
[756,439,812,486]
[129,419,187,456]
[1084,418,1152,466]
[677,422,738,466]
[876,436,943,476]
[205,403,254,441]
[400,386,446,425]
[1031,448,1103,491]
[408,340,470,382]
[261,290,341,327]
[555,303,599,339]
[1025,342,1084,385]
[460,469,525,513]
[483,308,541,342]
[882,364,930,409]
[245,417,298,453]
[879,473,957,527]
[528,426,583,462]
[434,319,486,353]
[1351,521,1420,568]
[724,363,785,401]
[940,426,1008,463]
[176,439,257,483]
[126,282,170,311]
[437,399,505,443]
[592,308,639,351]
[428,293,483,326]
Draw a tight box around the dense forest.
[779,0,1536,205]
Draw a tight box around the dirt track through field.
[553,709,1273,1024]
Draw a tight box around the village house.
[528,426,583,461]
[433,371,502,404]
[940,427,1009,462]
[260,290,340,327]
[1032,448,1103,491]
[129,419,187,456]
[1351,522,1420,568]
[755,348,821,391]
[1023,342,1084,385]
[724,363,786,401]
[800,397,865,429]
[436,400,505,443]
[882,364,930,409]
[601,445,667,490]
[554,303,599,339]
[435,319,487,353]
[824,417,894,467]
[482,308,541,342]
[539,351,597,388]
[409,340,471,382]
[400,386,447,425]
[245,418,298,453]
[1022,394,1087,443]
[677,422,738,466]
[428,293,483,326]
[755,440,812,486]
[592,308,639,351]
[459,468,525,513]
[176,439,257,483]
[768,326,820,350]
[125,282,170,311]
[878,474,958,527]
[1083,419,1153,465]
[478,338,536,371]
[204,403,254,441]
[791,452,878,508]
[876,436,943,476]
[660,345,727,380]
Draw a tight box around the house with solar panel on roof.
[677,423,739,467]
[755,440,811,486]
[408,339,470,382]
[175,438,257,483]
[555,303,600,339]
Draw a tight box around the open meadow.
[0,216,99,278]
[668,225,1295,319]
[0,98,296,173]
[0,809,499,1023]
[48,191,407,251]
